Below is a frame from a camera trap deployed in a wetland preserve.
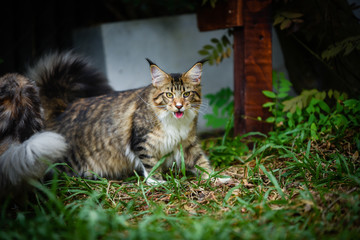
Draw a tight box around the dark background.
[0,0,198,74]
[1,0,360,96]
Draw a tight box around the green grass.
[1,88,360,239]
[1,128,359,240]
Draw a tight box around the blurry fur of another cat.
[0,73,67,200]
[28,51,214,184]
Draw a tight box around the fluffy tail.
[0,132,67,189]
[0,74,67,195]
[0,73,43,143]
[27,51,114,123]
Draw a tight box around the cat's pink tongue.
[175,112,184,119]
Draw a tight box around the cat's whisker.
[136,93,154,108]
[199,103,210,113]
[192,109,207,117]
[199,108,210,115]
[135,95,168,127]
[191,107,209,117]
[191,102,209,105]
[144,111,164,126]
[190,103,210,116]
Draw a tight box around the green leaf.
[321,35,360,60]
[273,71,280,90]
[276,117,285,124]
[262,90,277,98]
[308,113,316,123]
[211,38,220,44]
[273,15,285,26]
[277,92,289,98]
[144,153,170,182]
[225,47,232,57]
[221,35,231,46]
[259,164,286,200]
[314,91,326,100]
[305,140,311,159]
[344,99,360,113]
[328,89,333,98]
[217,43,223,53]
[283,98,298,113]
[318,101,330,113]
[198,50,209,55]
[279,73,292,86]
[310,122,318,140]
[336,101,344,112]
[212,49,219,59]
[344,43,354,56]
[224,184,243,204]
[281,12,304,19]
[266,117,275,123]
[263,102,275,108]
[288,118,295,128]
[280,19,292,30]
[204,44,214,50]
[204,115,228,128]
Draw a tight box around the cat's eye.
[165,92,174,98]
[183,92,191,98]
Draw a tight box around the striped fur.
[30,52,212,183]
[27,51,114,126]
[0,73,67,199]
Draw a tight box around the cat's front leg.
[190,154,212,180]
[136,156,166,185]
[182,142,213,179]
[183,142,231,184]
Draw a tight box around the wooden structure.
[197,0,273,135]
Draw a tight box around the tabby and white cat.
[28,52,213,184]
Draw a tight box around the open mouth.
[174,111,184,119]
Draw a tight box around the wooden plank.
[233,0,273,135]
[197,0,243,31]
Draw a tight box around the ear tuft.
[185,62,204,85]
[146,58,156,66]
[197,58,208,65]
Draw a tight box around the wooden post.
[197,0,243,31]
[197,0,272,135]
[233,0,273,135]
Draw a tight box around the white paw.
[214,177,232,184]
[145,177,166,185]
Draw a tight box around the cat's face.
[148,60,204,119]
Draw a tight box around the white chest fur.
[158,110,195,157]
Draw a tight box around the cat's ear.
[184,59,207,85]
[146,58,168,87]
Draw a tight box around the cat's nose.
[175,103,183,109]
